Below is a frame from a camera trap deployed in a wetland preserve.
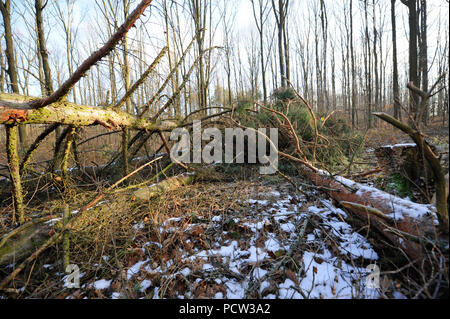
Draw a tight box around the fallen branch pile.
[235,80,448,266]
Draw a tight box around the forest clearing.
[0,0,448,301]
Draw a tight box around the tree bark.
[6,125,24,224]
[0,93,177,131]
[121,0,132,176]
[419,0,428,124]
[35,0,53,97]
[391,0,401,120]
[0,0,19,94]
[299,165,440,262]
[401,0,420,123]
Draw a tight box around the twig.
[347,168,382,178]
[339,201,391,222]
[113,46,168,110]
[286,78,321,164]
[158,131,188,171]
[79,156,163,213]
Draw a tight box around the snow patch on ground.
[80,182,404,299]
[127,259,149,280]
[92,279,111,290]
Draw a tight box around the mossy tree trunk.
[0,93,177,131]
[61,126,75,181]
[6,125,25,224]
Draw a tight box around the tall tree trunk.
[331,42,336,109]
[189,0,208,113]
[121,0,132,176]
[391,0,401,121]
[363,0,372,129]
[401,0,420,124]
[35,0,60,146]
[419,0,428,125]
[1,0,26,223]
[372,0,379,126]
[277,16,285,88]
[271,0,289,88]
[0,40,4,92]
[251,0,269,103]
[0,0,27,145]
[35,0,53,96]
[0,0,18,94]
[319,0,329,112]
[6,125,25,224]
[350,0,357,129]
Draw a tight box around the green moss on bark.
[6,125,25,224]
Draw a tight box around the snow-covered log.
[299,167,440,261]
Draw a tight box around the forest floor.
[1,177,394,299]
[0,121,448,299]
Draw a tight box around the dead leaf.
[332,275,338,295]
[192,225,204,237]
[268,251,277,259]
[285,269,298,285]
[313,256,324,264]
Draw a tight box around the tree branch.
[27,0,153,109]
[0,93,177,131]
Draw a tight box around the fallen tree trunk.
[0,93,177,131]
[239,92,446,264]
[0,215,57,265]
[298,166,441,262]
[133,173,196,201]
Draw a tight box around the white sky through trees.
[6,0,450,108]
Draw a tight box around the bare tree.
[35,0,53,96]
[350,0,357,128]
[391,0,401,120]
[221,0,235,106]
[0,0,18,94]
[400,0,420,123]
[271,0,290,88]
[418,0,428,124]
[188,0,208,112]
[53,0,79,104]
[251,0,270,103]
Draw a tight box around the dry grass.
[0,172,253,298]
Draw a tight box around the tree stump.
[374,143,437,201]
